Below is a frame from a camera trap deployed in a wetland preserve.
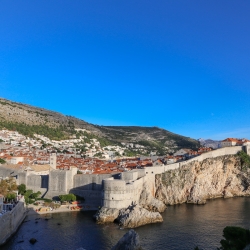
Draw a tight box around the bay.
[2,197,250,250]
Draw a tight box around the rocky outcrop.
[94,180,165,227]
[96,154,250,228]
[94,204,163,228]
[112,229,143,250]
[93,207,119,224]
[117,204,163,228]
[155,155,250,205]
[139,183,166,212]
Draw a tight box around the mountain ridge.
[0,97,200,154]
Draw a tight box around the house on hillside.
[221,138,250,147]
[10,156,24,164]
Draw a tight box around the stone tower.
[246,145,250,156]
[243,145,250,156]
[49,153,57,170]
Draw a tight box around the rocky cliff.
[111,229,143,250]
[155,154,250,205]
[96,154,250,228]
[94,187,166,228]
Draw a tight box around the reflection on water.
[2,197,250,250]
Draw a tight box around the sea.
[2,197,250,250]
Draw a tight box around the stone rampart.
[26,174,47,195]
[0,166,19,180]
[0,200,27,246]
[103,179,128,209]
[1,146,243,210]
[18,172,27,186]
[121,170,139,181]
[179,146,242,167]
[73,174,111,191]
[103,176,147,209]
[47,170,68,198]
[102,146,244,209]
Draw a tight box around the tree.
[0,158,6,164]
[0,178,17,196]
[18,184,26,195]
[24,189,33,204]
[0,180,8,196]
[30,191,41,199]
[237,151,250,171]
[219,226,250,250]
[5,193,16,200]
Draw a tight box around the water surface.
[3,197,250,250]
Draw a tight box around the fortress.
[0,145,249,210]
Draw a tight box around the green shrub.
[18,184,26,195]
[59,193,76,202]
[237,151,250,171]
[0,158,6,164]
[5,193,16,200]
[219,226,250,250]
[37,198,52,202]
[29,191,41,199]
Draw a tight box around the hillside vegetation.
[0,98,200,154]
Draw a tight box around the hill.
[0,98,200,155]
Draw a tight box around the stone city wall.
[18,172,27,186]
[73,173,111,191]
[0,166,19,180]
[47,170,69,198]
[70,174,113,208]
[47,168,77,198]
[1,146,245,209]
[102,146,245,209]
[26,174,47,195]
[0,200,26,246]
[179,146,242,167]
[70,189,103,209]
[102,176,146,209]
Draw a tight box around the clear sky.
[0,1,250,140]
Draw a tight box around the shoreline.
[26,204,98,215]
[26,195,250,217]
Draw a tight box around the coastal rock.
[94,207,119,224]
[111,229,143,250]
[117,204,163,228]
[155,155,250,205]
[29,238,37,244]
[139,183,166,212]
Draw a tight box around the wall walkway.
[0,199,27,246]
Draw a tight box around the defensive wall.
[0,146,248,210]
[0,199,27,246]
[18,171,48,196]
[0,165,19,180]
[101,146,247,209]
[102,168,161,209]
[70,173,112,207]
[47,167,77,198]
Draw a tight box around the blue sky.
[0,1,250,140]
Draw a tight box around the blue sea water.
[2,197,250,250]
